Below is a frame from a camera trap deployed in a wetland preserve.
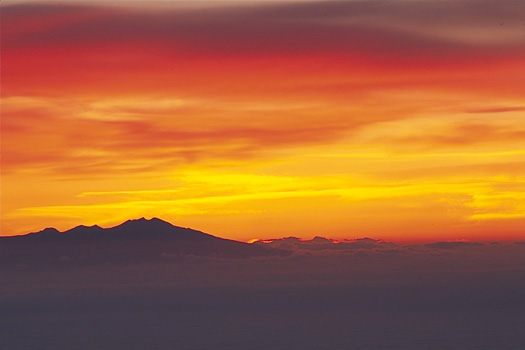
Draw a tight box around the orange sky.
[2,0,525,242]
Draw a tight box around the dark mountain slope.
[0,218,289,267]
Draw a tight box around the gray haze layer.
[1,219,524,349]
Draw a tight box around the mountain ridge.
[0,217,289,266]
[24,217,216,241]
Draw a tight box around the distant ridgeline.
[0,218,289,266]
[2,217,522,268]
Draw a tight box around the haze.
[1,218,524,349]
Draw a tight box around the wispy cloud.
[2,1,524,240]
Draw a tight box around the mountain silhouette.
[0,218,289,266]
[26,217,222,242]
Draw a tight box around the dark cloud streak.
[4,1,524,61]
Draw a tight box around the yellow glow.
[2,1,525,242]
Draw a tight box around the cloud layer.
[2,1,525,240]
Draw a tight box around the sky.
[2,0,525,242]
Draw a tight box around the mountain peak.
[34,227,61,236]
[122,217,169,225]
[22,217,208,242]
[98,217,218,242]
[1,218,287,265]
[118,217,175,230]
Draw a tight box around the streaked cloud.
[2,1,524,241]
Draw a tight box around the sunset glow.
[2,0,525,241]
